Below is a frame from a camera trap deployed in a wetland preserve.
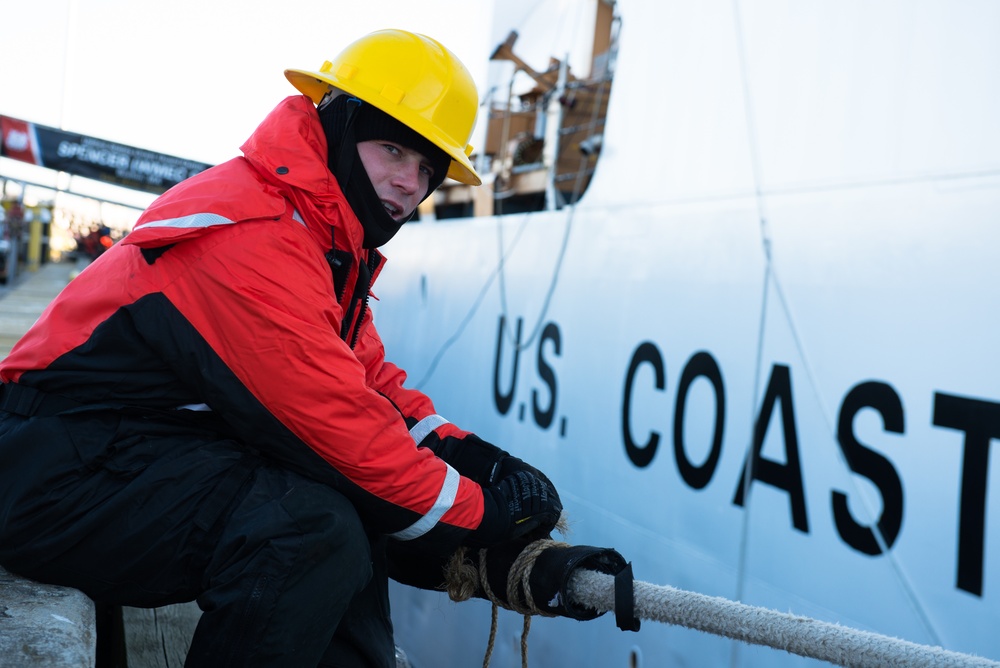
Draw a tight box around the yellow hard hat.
[286,29,481,186]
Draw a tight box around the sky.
[0,0,600,215]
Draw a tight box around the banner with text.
[0,115,212,195]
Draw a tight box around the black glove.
[387,536,629,623]
[428,433,508,485]
[469,470,563,547]
[451,537,628,621]
[423,430,560,499]
[425,432,562,530]
[494,455,560,505]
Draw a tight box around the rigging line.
[414,95,540,390]
[415,0,619,382]
[733,260,771,604]
[497,200,577,352]
[496,126,581,351]
[766,240,943,648]
[412,80,521,391]
[727,0,942,648]
[413,214,532,391]
[728,7,775,665]
[497,8,619,352]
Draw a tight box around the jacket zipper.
[348,252,380,349]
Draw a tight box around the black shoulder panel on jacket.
[140,244,176,265]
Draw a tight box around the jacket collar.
[240,95,366,253]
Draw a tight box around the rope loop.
[444,518,571,668]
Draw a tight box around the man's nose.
[393,160,421,195]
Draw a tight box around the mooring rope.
[445,537,1000,668]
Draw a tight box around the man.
[0,30,561,667]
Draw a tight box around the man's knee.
[278,478,373,588]
[207,467,372,593]
[191,470,378,665]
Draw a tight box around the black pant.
[0,410,394,668]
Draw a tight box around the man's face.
[356,139,437,222]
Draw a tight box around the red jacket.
[0,95,484,549]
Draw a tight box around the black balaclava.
[318,94,450,248]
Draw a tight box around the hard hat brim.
[285,68,482,187]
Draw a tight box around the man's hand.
[427,432,508,485]
[469,470,563,547]
[479,540,629,621]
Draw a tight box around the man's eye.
[420,165,434,178]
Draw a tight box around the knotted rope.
[444,531,1000,668]
[445,518,571,668]
[446,540,566,668]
